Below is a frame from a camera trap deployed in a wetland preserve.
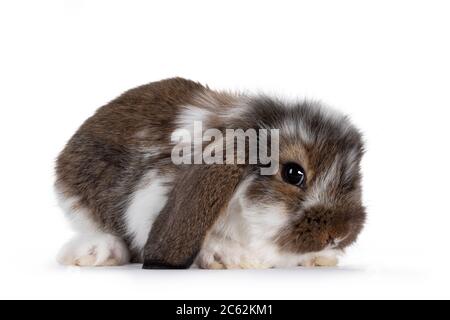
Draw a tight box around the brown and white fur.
[55,77,365,269]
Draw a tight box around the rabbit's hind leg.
[56,194,130,267]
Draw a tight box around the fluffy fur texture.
[55,77,365,269]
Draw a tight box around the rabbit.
[55,77,366,269]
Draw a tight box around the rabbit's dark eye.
[282,162,306,187]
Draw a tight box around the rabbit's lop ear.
[142,164,245,269]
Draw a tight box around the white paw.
[57,233,130,267]
[198,258,271,270]
[196,249,272,270]
[225,260,273,270]
[301,255,339,267]
[314,255,338,267]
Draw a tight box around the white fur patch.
[171,105,216,163]
[124,170,172,251]
[175,105,214,137]
[302,159,340,209]
[281,118,314,144]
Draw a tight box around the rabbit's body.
[56,78,365,269]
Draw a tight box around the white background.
[0,0,449,299]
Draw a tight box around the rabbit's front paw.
[198,252,271,269]
[301,255,338,267]
[57,233,129,267]
[225,260,272,269]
